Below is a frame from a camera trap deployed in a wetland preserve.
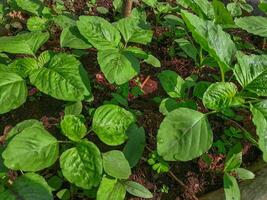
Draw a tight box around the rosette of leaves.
[75,14,160,85]
[0,47,93,114]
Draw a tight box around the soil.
[0,0,263,199]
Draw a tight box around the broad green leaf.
[125,46,148,59]
[5,119,43,141]
[181,10,236,72]
[251,105,267,161]
[0,71,27,114]
[53,14,76,29]
[0,173,53,200]
[227,2,242,17]
[175,38,197,62]
[235,16,267,37]
[8,57,38,78]
[157,108,213,161]
[224,173,240,200]
[144,54,161,68]
[259,0,267,13]
[254,100,267,118]
[142,0,157,7]
[2,126,59,171]
[77,16,121,50]
[234,168,255,180]
[178,0,214,19]
[15,0,44,15]
[212,0,234,25]
[60,115,87,142]
[113,0,123,11]
[203,82,244,111]
[123,124,146,167]
[60,140,102,189]
[115,17,153,44]
[96,177,126,200]
[122,180,153,199]
[159,98,197,115]
[158,70,185,98]
[64,101,83,116]
[97,48,140,85]
[224,152,242,172]
[27,16,48,31]
[0,32,49,55]
[92,104,136,146]
[30,53,92,101]
[103,150,131,179]
[234,52,267,96]
[193,81,211,99]
[60,26,92,49]
[47,176,63,191]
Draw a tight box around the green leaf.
[60,115,87,142]
[227,2,242,17]
[92,104,136,146]
[259,0,267,13]
[123,124,146,167]
[224,152,242,172]
[234,168,255,180]
[234,52,267,96]
[5,119,43,141]
[193,81,211,99]
[122,180,153,199]
[60,26,92,49]
[56,189,70,200]
[14,0,44,15]
[250,105,267,162]
[0,173,53,200]
[8,57,38,78]
[64,101,83,116]
[203,82,244,111]
[96,177,126,200]
[235,16,267,37]
[103,150,131,179]
[144,54,161,68]
[97,48,140,85]
[77,16,121,50]
[113,0,123,11]
[125,46,148,59]
[159,98,197,115]
[27,16,48,31]
[224,173,240,200]
[157,108,213,161]
[0,32,49,55]
[60,140,102,189]
[53,14,76,29]
[254,100,267,118]
[47,176,63,191]
[30,53,92,101]
[178,0,215,19]
[158,70,185,98]
[115,17,153,45]
[212,0,234,25]
[175,38,198,62]
[0,71,27,114]
[181,10,236,72]
[2,125,59,171]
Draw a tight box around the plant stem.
[122,0,133,17]
[226,118,258,147]
[168,171,199,200]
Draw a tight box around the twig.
[168,171,199,200]
[141,75,151,89]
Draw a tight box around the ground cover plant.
[1,0,267,199]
